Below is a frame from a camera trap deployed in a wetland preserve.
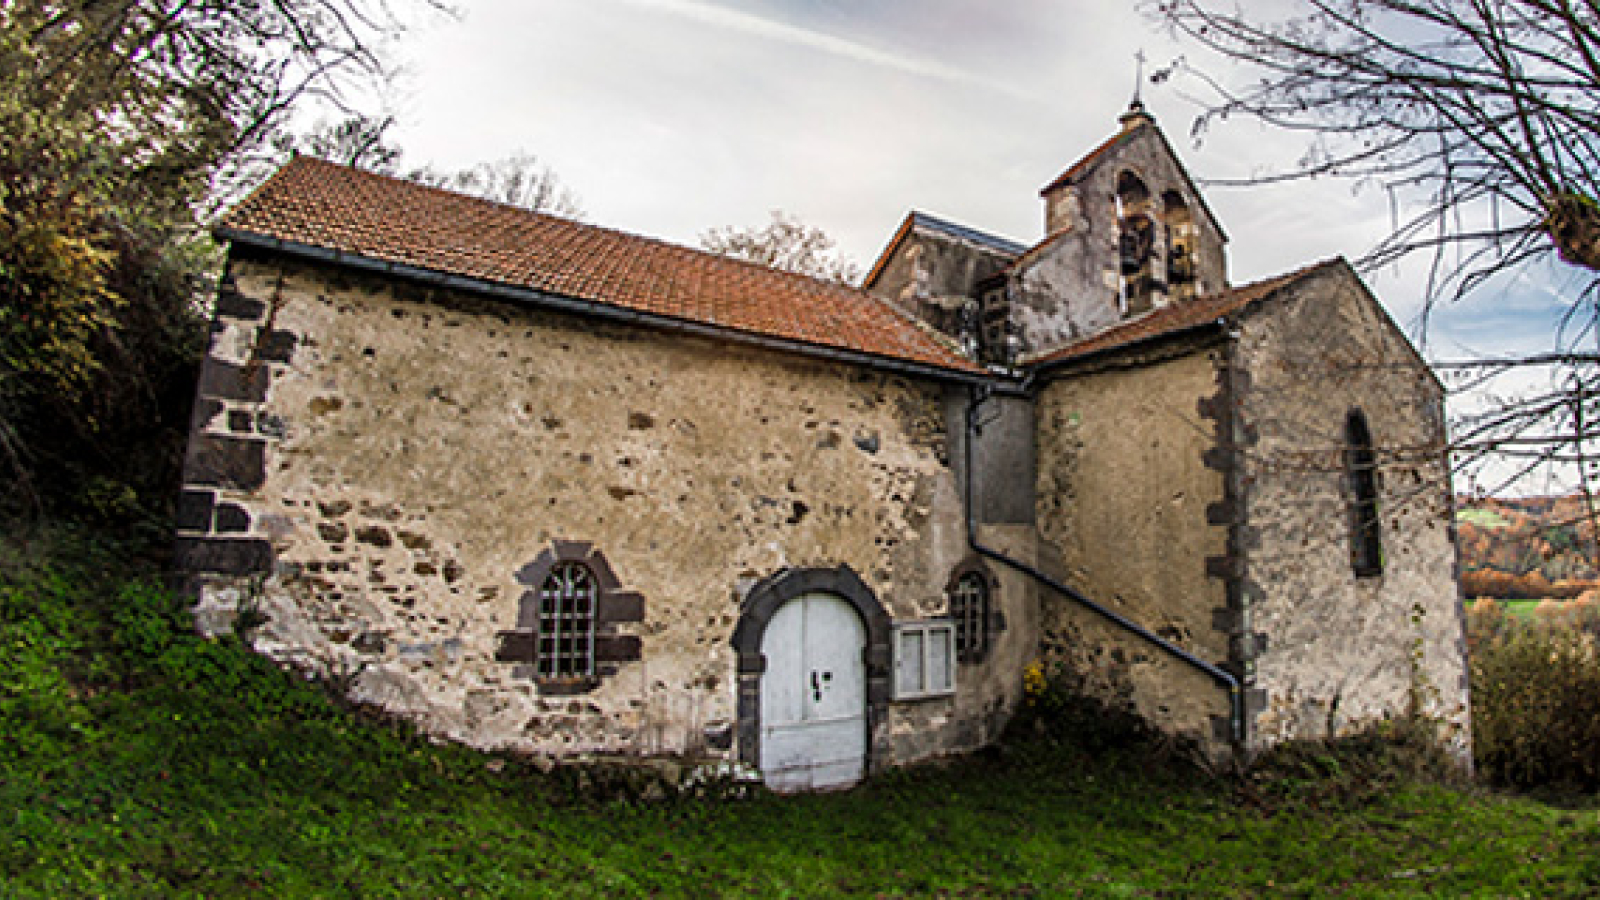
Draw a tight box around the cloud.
[605,0,1036,101]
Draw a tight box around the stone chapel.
[177,104,1470,791]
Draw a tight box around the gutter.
[962,383,1244,746]
[216,228,992,387]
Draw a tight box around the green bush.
[1470,606,1600,790]
[1008,660,1191,765]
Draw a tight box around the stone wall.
[1019,122,1229,358]
[177,248,1033,770]
[1032,347,1236,751]
[1231,264,1469,756]
[866,225,1016,355]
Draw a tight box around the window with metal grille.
[1346,409,1384,577]
[537,562,596,678]
[951,571,990,662]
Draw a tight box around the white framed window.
[894,621,955,700]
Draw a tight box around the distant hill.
[1456,495,1600,599]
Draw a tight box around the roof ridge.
[1008,226,1073,272]
[1207,257,1342,301]
[1039,125,1138,196]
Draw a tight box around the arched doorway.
[759,593,866,791]
[731,566,891,792]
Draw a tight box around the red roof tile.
[1027,260,1343,367]
[218,156,984,376]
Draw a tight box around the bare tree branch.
[1148,0,1600,498]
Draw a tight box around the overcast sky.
[374,0,1585,491]
[383,5,1332,266]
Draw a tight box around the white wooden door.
[759,592,867,791]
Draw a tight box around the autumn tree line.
[1456,495,1600,600]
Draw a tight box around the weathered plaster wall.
[1232,266,1469,757]
[1033,348,1235,750]
[1019,124,1229,358]
[866,228,1016,353]
[177,250,1032,770]
[1012,231,1122,351]
[870,228,1016,314]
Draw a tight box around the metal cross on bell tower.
[1121,50,1153,129]
[1133,49,1147,107]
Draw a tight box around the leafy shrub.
[1532,594,1600,645]
[1008,660,1186,762]
[1465,596,1510,651]
[1470,603,1600,790]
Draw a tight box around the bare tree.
[408,151,585,218]
[293,114,406,173]
[1148,0,1600,500]
[700,210,861,285]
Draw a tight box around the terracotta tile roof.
[217,156,985,377]
[1027,260,1342,368]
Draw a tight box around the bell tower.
[1004,104,1231,358]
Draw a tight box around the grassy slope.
[4,532,1599,898]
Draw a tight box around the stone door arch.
[730,566,892,790]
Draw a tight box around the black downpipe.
[962,384,1244,745]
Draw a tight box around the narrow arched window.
[1162,190,1197,298]
[1346,410,1383,577]
[1115,170,1151,213]
[950,570,991,663]
[1115,170,1157,315]
[538,562,597,678]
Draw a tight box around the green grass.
[4,528,1599,897]
[1457,507,1513,528]
[1503,598,1546,619]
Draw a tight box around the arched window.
[1346,410,1383,577]
[1119,214,1155,277]
[1115,170,1157,315]
[948,566,997,663]
[537,562,596,678]
[1115,170,1150,214]
[496,541,644,693]
[1162,190,1197,297]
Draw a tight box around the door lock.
[811,670,835,702]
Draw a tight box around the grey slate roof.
[910,211,1027,256]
